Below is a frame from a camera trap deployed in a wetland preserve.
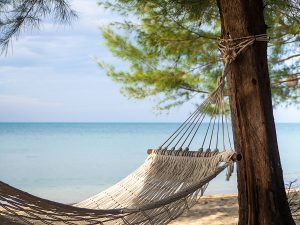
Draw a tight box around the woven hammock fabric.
[0,150,234,224]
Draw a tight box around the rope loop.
[216,33,269,87]
[218,33,269,65]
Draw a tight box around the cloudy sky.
[0,0,299,122]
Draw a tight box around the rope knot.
[223,46,238,64]
[218,34,268,65]
[217,34,269,82]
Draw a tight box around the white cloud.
[71,0,123,27]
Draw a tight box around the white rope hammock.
[0,34,268,225]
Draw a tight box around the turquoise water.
[0,123,299,204]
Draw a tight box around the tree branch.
[272,74,300,85]
[155,2,218,40]
[0,0,76,54]
[179,85,209,94]
[273,54,300,64]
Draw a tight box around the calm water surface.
[0,123,299,203]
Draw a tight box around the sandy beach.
[171,193,300,225]
[170,194,238,225]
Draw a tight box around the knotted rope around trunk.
[218,34,269,83]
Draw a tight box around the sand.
[171,193,300,225]
[170,194,238,225]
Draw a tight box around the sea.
[0,123,299,204]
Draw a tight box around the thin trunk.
[216,0,295,224]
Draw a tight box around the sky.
[0,0,299,123]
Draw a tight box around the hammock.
[0,34,267,225]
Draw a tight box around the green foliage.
[0,0,77,54]
[100,0,300,110]
[265,0,300,106]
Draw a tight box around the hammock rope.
[0,34,268,225]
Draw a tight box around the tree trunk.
[216,0,295,224]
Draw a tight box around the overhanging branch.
[179,85,209,94]
[273,54,300,64]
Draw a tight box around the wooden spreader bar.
[147,149,242,161]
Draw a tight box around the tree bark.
[216,0,295,224]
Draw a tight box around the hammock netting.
[0,34,268,224]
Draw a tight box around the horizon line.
[0,121,299,124]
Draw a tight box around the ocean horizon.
[1,122,299,204]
